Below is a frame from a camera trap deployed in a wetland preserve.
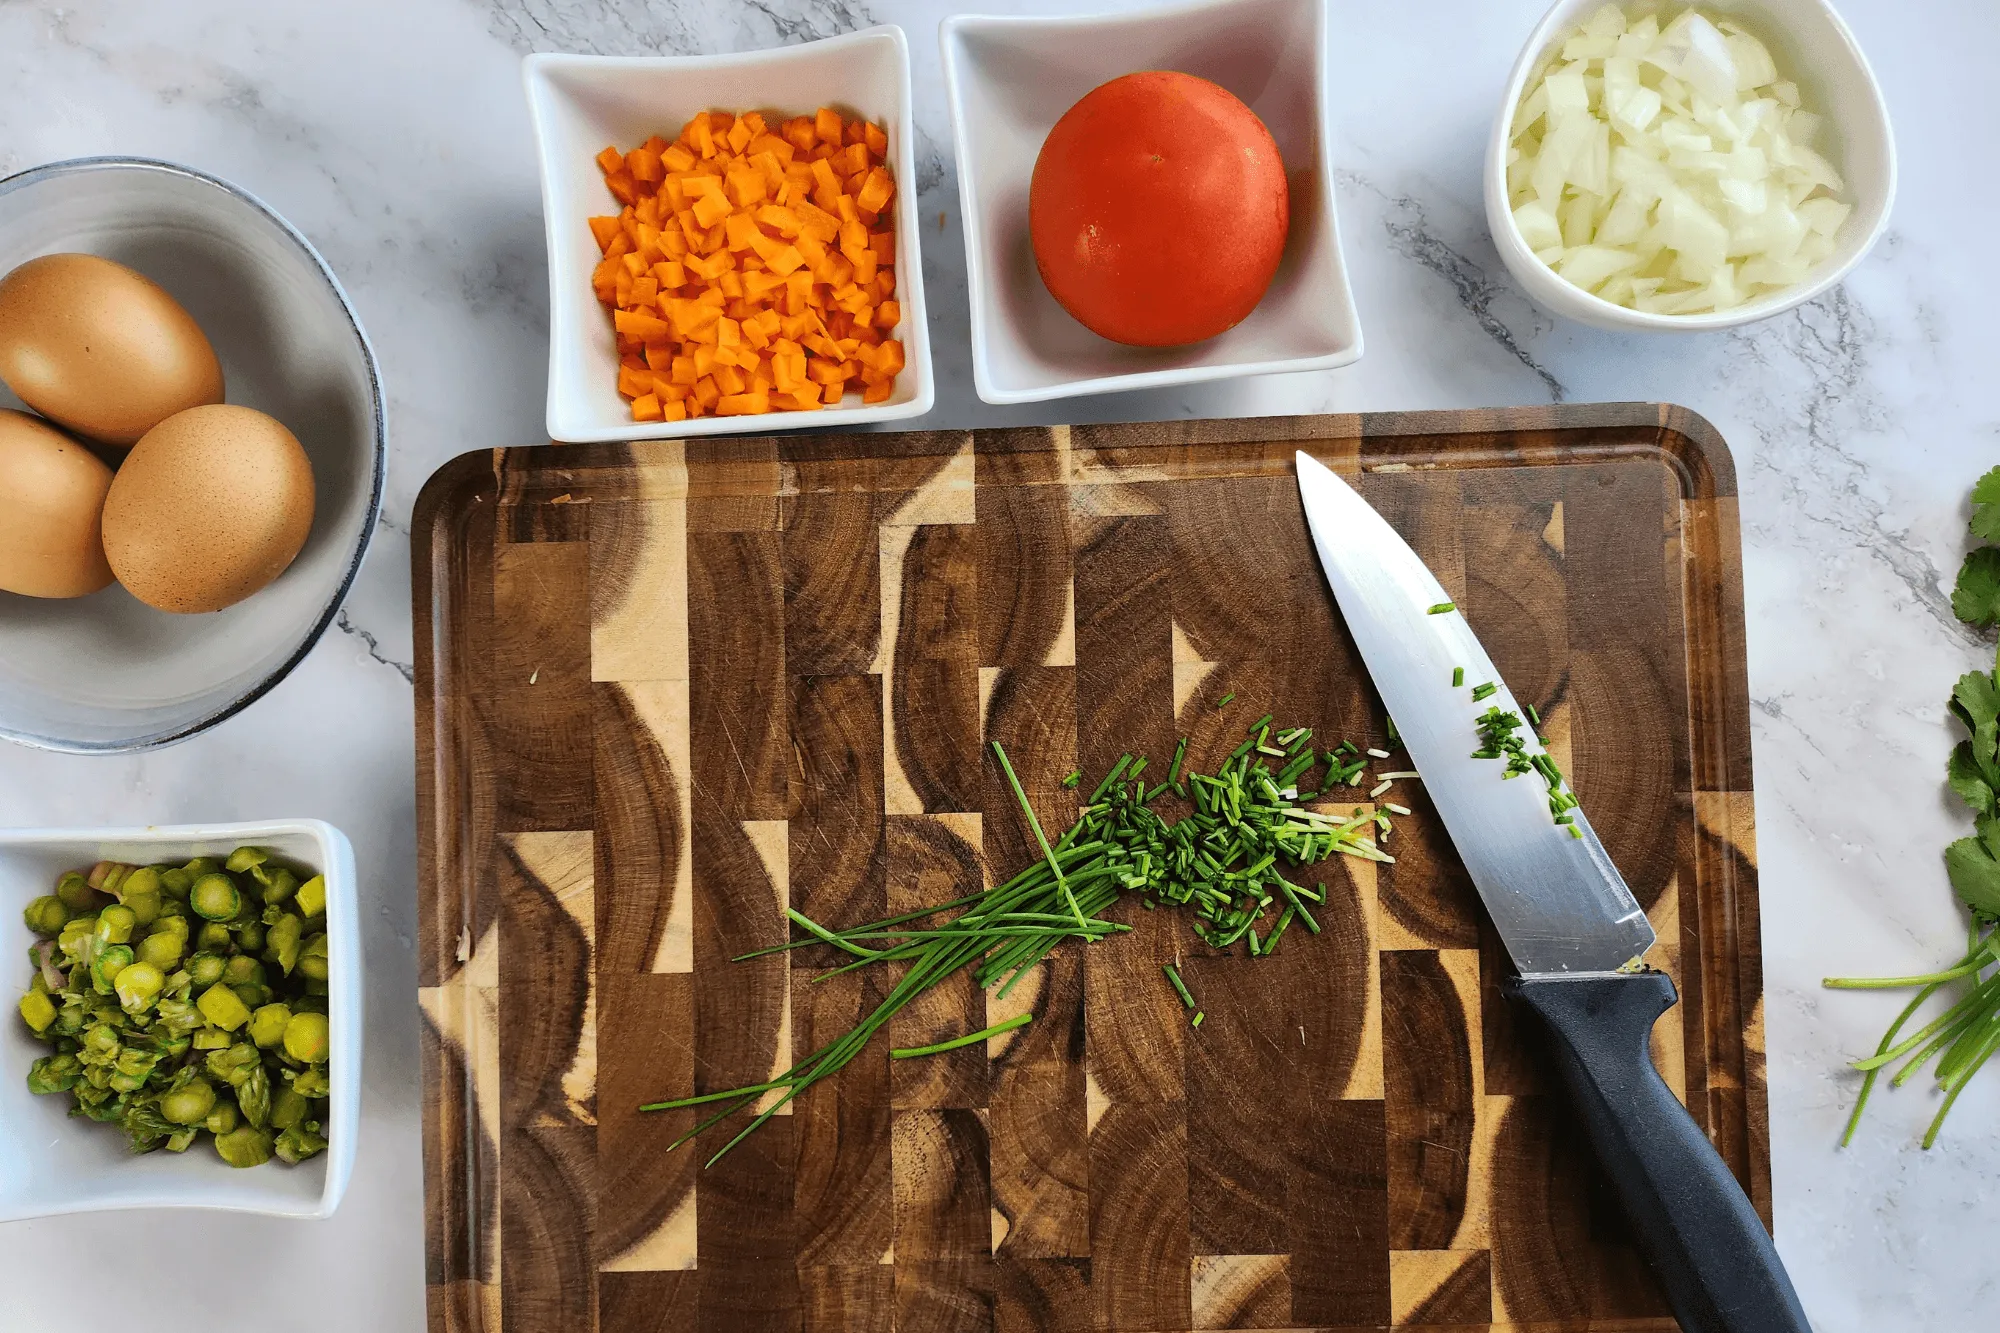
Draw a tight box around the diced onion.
[1506,4,1852,315]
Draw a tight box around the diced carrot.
[627,147,664,183]
[755,204,801,237]
[724,212,760,252]
[726,167,767,208]
[690,191,732,228]
[614,309,671,341]
[857,167,893,215]
[810,158,842,207]
[863,379,893,403]
[592,111,904,422]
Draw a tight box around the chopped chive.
[1369,779,1393,798]
[1385,716,1400,746]
[1365,747,1390,759]
[1568,825,1583,840]
[650,704,1418,1162]
[1471,682,1497,702]
[1452,666,1465,687]
[1384,802,1411,816]
[1061,770,1081,788]
[1525,703,1542,727]
[891,1012,1033,1059]
[1216,692,1235,708]
[1249,713,1274,735]
[1427,602,1456,614]
[1191,1011,1205,1028]
[1378,770,1419,780]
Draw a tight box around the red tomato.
[1029,71,1289,347]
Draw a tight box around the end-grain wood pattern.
[414,405,1762,1333]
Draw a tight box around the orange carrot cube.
[626,147,664,182]
[663,399,688,422]
[814,107,843,145]
[589,216,622,252]
[857,168,893,215]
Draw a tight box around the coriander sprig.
[1829,464,2000,1145]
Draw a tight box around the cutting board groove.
[414,405,1763,1333]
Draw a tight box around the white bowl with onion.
[1485,0,1894,332]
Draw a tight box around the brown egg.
[102,405,314,613]
[0,409,117,598]
[0,253,224,447]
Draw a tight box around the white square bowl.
[525,27,935,442]
[941,0,1362,405]
[0,819,360,1221]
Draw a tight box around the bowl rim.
[1483,0,1898,332]
[940,0,1363,405]
[0,816,360,1220]
[0,155,388,753]
[522,25,937,442]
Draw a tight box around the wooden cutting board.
[412,404,1766,1333]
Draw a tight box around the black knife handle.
[1507,971,1810,1333]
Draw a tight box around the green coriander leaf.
[1947,742,1998,818]
[1951,547,2000,628]
[1946,835,2000,920]
[1981,812,2000,861]
[1950,671,2000,764]
[1971,465,2000,543]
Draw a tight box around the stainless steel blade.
[1295,451,1654,976]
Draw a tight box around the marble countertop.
[0,1,1992,1328]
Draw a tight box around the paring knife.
[1294,452,1809,1333]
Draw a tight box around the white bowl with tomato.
[941,0,1361,405]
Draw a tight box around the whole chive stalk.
[891,1012,1032,1059]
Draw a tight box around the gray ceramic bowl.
[0,158,385,752]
